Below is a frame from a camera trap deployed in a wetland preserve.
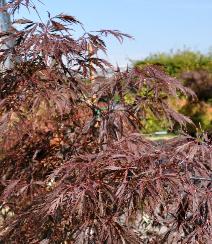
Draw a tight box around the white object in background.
[154,131,168,135]
[0,0,14,70]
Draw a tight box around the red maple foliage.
[0,1,211,243]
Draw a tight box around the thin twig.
[190,177,212,181]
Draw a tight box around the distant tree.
[0,1,211,243]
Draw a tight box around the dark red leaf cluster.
[0,1,211,244]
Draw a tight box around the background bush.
[135,50,212,134]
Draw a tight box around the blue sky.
[18,0,212,66]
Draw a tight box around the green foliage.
[135,50,212,134]
[135,50,212,77]
[180,102,212,132]
[141,114,168,133]
[124,92,135,105]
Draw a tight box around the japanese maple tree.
[0,1,211,243]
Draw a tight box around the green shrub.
[135,50,212,77]
[135,50,212,134]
